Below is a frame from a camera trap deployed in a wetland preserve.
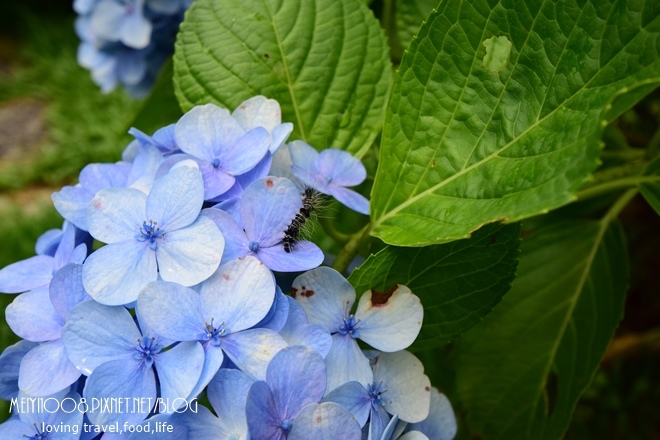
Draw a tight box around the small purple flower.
[174,104,271,200]
[291,267,423,392]
[82,164,223,305]
[205,177,324,272]
[288,140,370,215]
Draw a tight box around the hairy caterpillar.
[283,187,323,253]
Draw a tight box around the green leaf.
[128,59,183,135]
[394,0,436,51]
[348,223,520,347]
[371,0,660,246]
[173,0,391,157]
[455,219,629,439]
[640,155,660,215]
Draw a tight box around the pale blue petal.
[127,144,165,193]
[291,266,355,331]
[257,240,324,272]
[266,346,326,419]
[245,381,283,440]
[322,381,371,427]
[52,186,93,231]
[221,329,287,381]
[269,143,296,180]
[219,127,270,175]
[207,368,253,435]
[255,286,289,332]
[62,301,141,375]
[288,141,320,181]
[6,287,63,341]
[289,402,361,440]
[78,163,131,190]
[200,161,237,199]
[317,149,366,187]
[280,296,308,336]
[117,51,147,85]
[179,405,226,440]
[200,257,275,332]
[82,240,157,305]
[87,187,147,244]
[372,351,430,423]
[18,339,81,396]
[240,177,301,247]
[35,228,63,256]
[53,222,77,268]
[147,0,181,15]
[137,281,204,341]
[146,165,204,231]
[325,334,372,393]
[71,243,88,264]
[355,285,423,352]
[369,405,391,440]
[232,151,272,194]
[399,431,430,440]
[156,216,223,286]
[0,418,31,437]
[90,0,128,42]
[84,358,156,425]
[156,341,204,413]
[0,340,38,400]
[50,263,91,321]
[202,208,248,263]
[185,345,224,401]
[328,185,370,215]
[174,104,234,160]
[287,324,332,359]
[269,123,293,153]
[409,389,457,440]
[232,96,282,131]
[0,255,54,294]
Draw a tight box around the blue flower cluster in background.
[74,0,193,97]
[0,96,456,439]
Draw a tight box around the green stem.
[331,223,372,274]
[600,148,646,161]
[576,175,660,201]
[600,187,638,225]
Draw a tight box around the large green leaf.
[371,0,660,246]
[395,0,436,51]
[348,223,520,348]
[455,219,629,439]
[173,0,391,157]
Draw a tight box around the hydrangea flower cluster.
[0,96,456,439]
[75,0,194,96]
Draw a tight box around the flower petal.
[88,187,147,243]
[18,339,81,397]
[245,380,283,440]
[207,368,253,434]
[409,388,457,440]
[200,257,275,332]
[146,165,204,231]
[232,95,282,132]
[355,285,423,352]
[186,345,225,401]
[219,127,270,175]
[288,402,361,440]
[202,208,249,263]
[49,263,90,321]
[156,341,205,413]
[137,281,204,341]
[0,255,54,294]
[322,381,371,427]
[62,301,141,375]
[257,240,324,272]
[156,216,223,287]
[221,329,287,381]
[324,334,372,394]
[240,177,301,247]
[6,287,63,342]
[317,149,366,187]
[84,358,156,425]
[327,185,370,215]
[286,324,332,359]
[255,286,289,332]
[174,104,235,160]
[0,340,38,400]
[291,266,355,332]
[288,141,320,185]
[82,240,157,305]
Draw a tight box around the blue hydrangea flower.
[288,140,370,215]
[232,96,293,155]
[89,0,152,49]
[245,345,361,439]
[0,340,38,400]
[323,351,431,439]
[62,300,204,425]
[291,267,423,392]
[128,124,179,155]
[0,222,86,294]
[137,257,287,390]
[5,264,91,396]
[82,164,224,305]
[0,390,83,440]
[174,104,271,199]
[205,177,324,272]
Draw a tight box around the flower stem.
[576,175,660,201]
[331,223,372,274]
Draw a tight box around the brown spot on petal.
[300,288,314,298]
[371,285,398,306]
[315,415,322,423]
[291,287,298,298]
[93,200,102,210]
[223,273,230,280]
[425,386,431,392]
[265,178,274,188]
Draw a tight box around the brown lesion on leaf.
[371,284,398,306]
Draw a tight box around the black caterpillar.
[283,187,321,253]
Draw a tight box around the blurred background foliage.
[0,0,658,437]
